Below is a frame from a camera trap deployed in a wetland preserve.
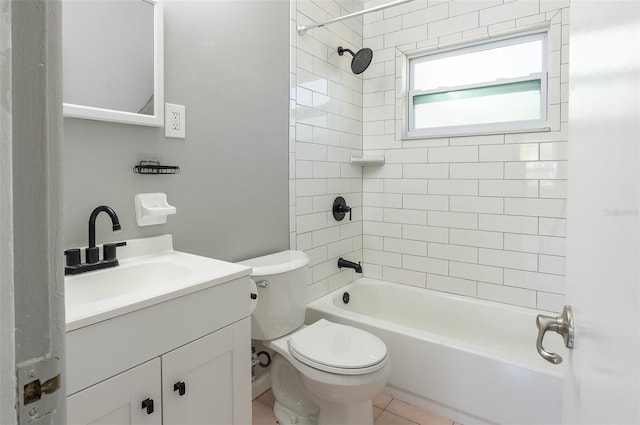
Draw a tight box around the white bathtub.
[305,278,563,425]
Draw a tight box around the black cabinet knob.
[141,398,154,414]
[174,381,186,396]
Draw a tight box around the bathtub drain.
[342,292,350,304]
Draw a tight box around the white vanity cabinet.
[67,358,162,425]
[162,323,244,425]
[66,274,253,425]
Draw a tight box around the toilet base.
[269,350,387,425]
[272,399,374,425]
[273,400,318,425]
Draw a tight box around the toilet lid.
[288,319,387,375]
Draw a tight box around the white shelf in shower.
[350,154,385,167]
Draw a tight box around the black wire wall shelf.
[133,160,180,175]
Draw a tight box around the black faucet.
[86,206,121,263]
[338,257,362,273]
[64,205,126,275]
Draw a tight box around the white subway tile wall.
[291,0,569,312]
[291,0,365,302]
[361,0,570,311]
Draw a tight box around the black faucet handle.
[103,241,127,262]
[64,249,81,267]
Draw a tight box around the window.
[406,32,548,138]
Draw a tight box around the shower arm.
[338,47,355,57]
[297,0,413,36]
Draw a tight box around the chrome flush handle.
[255,280,269,288]
[536,305,575,364]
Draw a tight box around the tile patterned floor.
[252,390,460,425]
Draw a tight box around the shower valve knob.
[333,196,352,221]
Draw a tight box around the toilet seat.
[288,319,387,375]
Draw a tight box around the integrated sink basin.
[65,234,251,331]
[66,261,192,304]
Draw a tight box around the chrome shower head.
[338,46,373,74]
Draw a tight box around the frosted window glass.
[406,32,548,137]
[413,83,541,129]
[412,39,543,91]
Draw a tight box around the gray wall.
[63,0,290,262]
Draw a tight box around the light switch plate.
[165,103,186,139]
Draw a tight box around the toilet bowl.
[239,251,390,425]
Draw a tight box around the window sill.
[403,123,551,141]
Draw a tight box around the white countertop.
[65,235,251,331]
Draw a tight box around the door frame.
[0,0,16,422]
[1,0,66,423]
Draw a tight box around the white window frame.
[404,30,549,139]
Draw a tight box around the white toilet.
[239,250,390,425]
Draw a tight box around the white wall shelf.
[350,154,385,167]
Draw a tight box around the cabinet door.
[67,358,161,425]
[162,320,250,425]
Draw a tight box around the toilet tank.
[238,250,310,341]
